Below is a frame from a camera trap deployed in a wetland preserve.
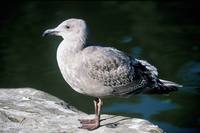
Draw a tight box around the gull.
[43,18,182,130]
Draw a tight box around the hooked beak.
[42,29,59,37]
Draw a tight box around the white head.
[43,18,87,42]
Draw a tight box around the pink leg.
[79,98,102,130]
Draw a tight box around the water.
[0,2,199,132]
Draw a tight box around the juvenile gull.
[43,18,182,130]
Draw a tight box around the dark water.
[0,2,199,133]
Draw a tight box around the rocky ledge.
[0,88,164,133]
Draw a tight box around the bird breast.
[56,41,86,94]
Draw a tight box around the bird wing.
[83,46,153,96]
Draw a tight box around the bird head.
[43,18,87,42]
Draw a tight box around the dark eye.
[66,25,70,29]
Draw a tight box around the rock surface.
[0,88,164,133]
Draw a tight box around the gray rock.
[0,88,164,133]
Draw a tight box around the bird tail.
[144,79,182,94]
[157,79,182,94]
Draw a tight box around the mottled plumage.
[83,46,147,96]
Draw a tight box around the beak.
[42,29,59,37]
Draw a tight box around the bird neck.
[57,39,84,67]
[60,38,86,54]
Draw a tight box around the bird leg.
[79,99,98,124]
[79,98,102,130]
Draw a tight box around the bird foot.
[78,118,96,124]
[78,118,99,130]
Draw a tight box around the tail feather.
[144,79,182,94]
[159,79,183,88]
[157,79,182,94]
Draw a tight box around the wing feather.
[83,46,149,96]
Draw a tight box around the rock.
[0,88,164,133]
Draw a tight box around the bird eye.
[66,25,70,29]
